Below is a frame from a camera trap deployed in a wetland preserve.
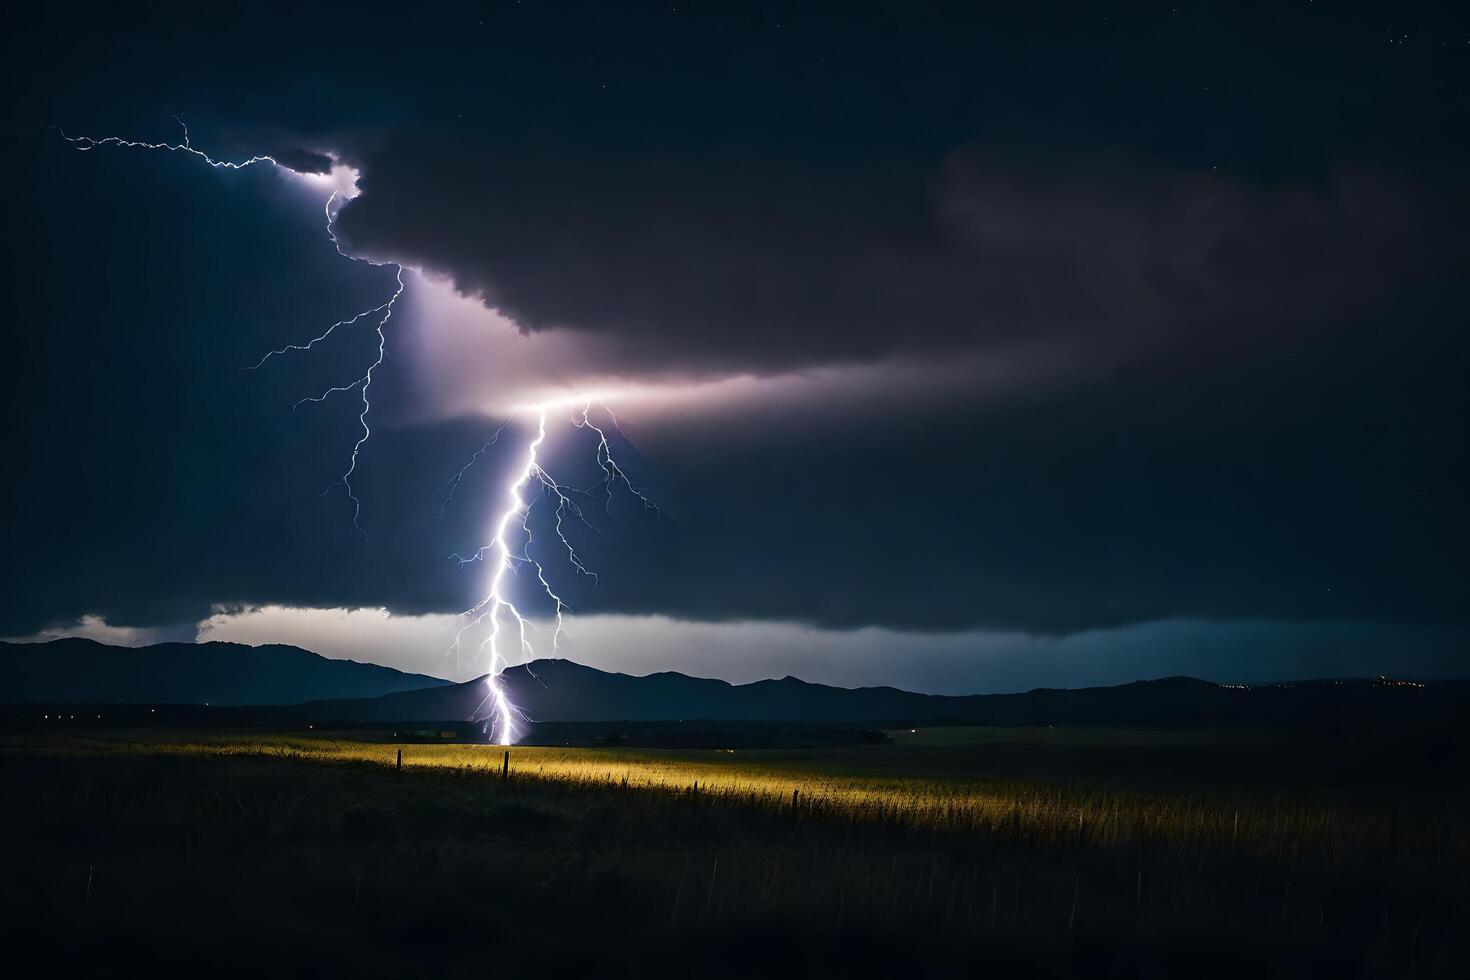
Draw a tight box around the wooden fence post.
[396,748,402,771]
[502,750,509,780]
[1068,875,1079,934]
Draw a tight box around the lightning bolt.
[246,299,392,370]
[53,115,278,170]
[44,117,668,741]
[573,402,666,518]
[46,116,403,535]
[436,411,519,516]
[319,265,405,534]
[448,401,662,745]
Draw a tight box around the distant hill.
[301,658,1470,730]
[0,638,450,705]
[4,642,1462,732]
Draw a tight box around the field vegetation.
[1,728,1464,977]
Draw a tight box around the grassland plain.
[1,728,1464,978]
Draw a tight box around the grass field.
[2,728,1465,977]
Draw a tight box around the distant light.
[910,729,917,734]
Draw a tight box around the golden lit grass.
[6,731,1459,870]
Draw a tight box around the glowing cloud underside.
[52,120,665,743]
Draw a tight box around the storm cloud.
[326,138,1460,385]
[2,2,1467,678]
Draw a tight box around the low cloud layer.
[3,615,180,648]
[193,606,1470,693]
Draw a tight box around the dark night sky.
[1,2,1467,688]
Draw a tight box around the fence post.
[502,750,509,781]
[396,748,402,771]
[1068,875,1079,934]
[792,788,800,813]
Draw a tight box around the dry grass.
[2,729,1466,976]
[5,731,1460,871]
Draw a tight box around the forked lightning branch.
[50,120,661,744]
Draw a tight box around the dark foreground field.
[1,728,1464,979]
